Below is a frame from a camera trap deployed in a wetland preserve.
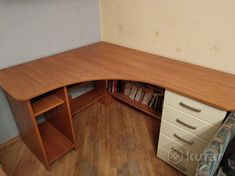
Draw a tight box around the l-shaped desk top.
[0,42,235,111]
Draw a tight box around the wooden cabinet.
[6,87,76,169]
[5,80,109,169]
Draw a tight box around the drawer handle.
[171,147,187,158]
[179,102,202,113]
[176,118,197,130]
[173,133,194,145]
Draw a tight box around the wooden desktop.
[0,42,235,170]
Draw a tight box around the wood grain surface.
[6,94,49,168]
[32,94,64,116]
[0,101,183,176]
[0,42,235,111]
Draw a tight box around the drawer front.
[158,133,198,167]
[164,90,226,126]
[160,119,208,153]
[162,105,219,141]
[157,146,196,176]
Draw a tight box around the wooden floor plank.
[0,102,183,176]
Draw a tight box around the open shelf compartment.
[107,80,164,120]
[38,121,74,164]
[70,88,105,115]
[31,94,64,117]
[67,81,106,115]
[31,87,75,168]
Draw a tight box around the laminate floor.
[0,101,183,176]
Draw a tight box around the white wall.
[100,0,235,75]
[0,0,101,144]
[0,90,19,144]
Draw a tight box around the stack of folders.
[107,80,164,112]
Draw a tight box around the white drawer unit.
[162,105,219,141]
[164,90,226,126]
[157,90,227,176]
[157,146,196,176]
[158,133,198,167]
[160,119,208,153]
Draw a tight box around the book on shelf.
[149,93,157,108]
[107,80,164,112]
[124,82,132,95]
[141,89,154,105]
[105,80,108,89]
[148,93,162,108]
[112,80,115,93]
[129,85,138,99]
[108,81,112,92]
[107,80,124,93]
[153,95,159,109]
[134,88,144,101]
[117,80,123,92]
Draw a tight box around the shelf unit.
[68,80,164,120]
[67,81,106,116]
[7,87,76,169]
[33,88,75,168]
[110,92,161,119]
[107,80,164,120]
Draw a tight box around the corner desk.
[0,42,235,174]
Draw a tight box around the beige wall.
[100,0,235,74]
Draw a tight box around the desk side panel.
[6,94,49,168]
